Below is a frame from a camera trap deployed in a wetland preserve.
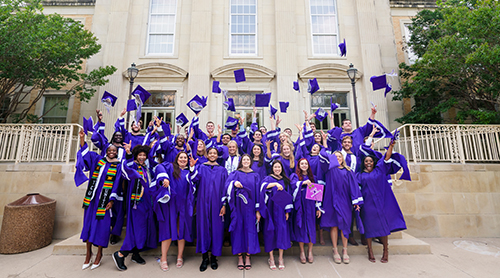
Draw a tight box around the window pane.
[313,35,337,55]
[43,95,68,123]
[148,0,177,55]
[310,0,338,55]
[230,0,256,55]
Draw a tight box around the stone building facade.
[38,0,438,137]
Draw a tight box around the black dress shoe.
[210,256,218,270]
[110,235,120,245]
[131,253,146,265]
[199,258,210,272]
[112,251,127,271]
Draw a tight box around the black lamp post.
[346,63,360,128]
[126,63,139,129]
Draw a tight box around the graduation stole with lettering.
[131,165,146,209]
[83,159,118,219]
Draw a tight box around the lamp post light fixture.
[346,63,360,128]
[126,63,139,129]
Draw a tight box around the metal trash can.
[0,193,56,254]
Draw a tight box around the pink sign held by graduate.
[305,183,324,202]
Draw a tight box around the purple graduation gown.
[191,163,228,256]
[319,151,364,238]
[119,158,157,252]
[259,176,293,252]
[293,175,321,244]
[225,170,261,255]
[154,163,195,242]
[356,158,407,238]
[76,143,121,248]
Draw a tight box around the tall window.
[310,0,339,55]
[230,0,257,55]
[225,92,263,132]
[403,23,418,65]
[140,91,175,130]
[42,95,69,123]
[147,0,177,55]
[311,92,349,130]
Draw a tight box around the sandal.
[244,254,252,270]
[268,258,277,270]
[367,247,376,263]
[333,248,341,264]
[342,248,350,264]
[381,248,389,263]
[176,258,183,268]
[307,253,314,264]
[160,260,169,271]
[278,258,285,270]
[299,252,306,264]
[237,255,245,270]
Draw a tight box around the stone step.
[53,231,429,256]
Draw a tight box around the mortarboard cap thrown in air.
[101,91,117,107]
[279,101,290,113]
[370,74,392,97]
[293,81,300,92]
[307,78,320,94]
[212,80,221,93]
[315,107,327,122]
[331,98,339,112]
[270,105,278,118]
[82,116,94,135]
[338,38,346,57]
[223,98,236,112]
[234,69,246,83]
[175,113,189,127]
[186,95,208,114]
[225,116,239,130]
[126,99,137,112]
[255,92,271,107]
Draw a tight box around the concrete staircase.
[52,231,431,256]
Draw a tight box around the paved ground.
[1,237,499,278]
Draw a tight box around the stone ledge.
[42,0,95,6]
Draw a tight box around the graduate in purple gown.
[319,150,363,264]
[112,143,157,271]
[293,158,322,264]
[356,140,408,263]
[221,140,241,174]
[154,151,196,271]
[75,129,121,270]
[250,144,268,181]
[190,147,228,272]
[225,154,261,270]
[259,160,294,271]
[266,140,296,178]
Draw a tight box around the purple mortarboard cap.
[329,152,341,170]
[315,107,327,122]
[279,101,289,113]
[370,75,387,91]
[270,105,278,118]
[331,98,339,112]
[187,95,208,114]
[212,80,221,93]
[255,92,271,107]
[293,81,300,92]
[384,83,392,97]
[101,91,117,109]
[234,69,246,83]
[338,38,346,57]
[161,122,171,137]
[225,116,239,130]
[126,99,137,112]
[132,85,151,104]
[271,190,293,210]
[307,78,320,94]
[82,116,94,135]
[175,113,189,127]
[223,98,236,112]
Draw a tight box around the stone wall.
[0,162,498,239]
[0,163,83,239]
[394,164,500,238]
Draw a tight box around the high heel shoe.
[82,253,93,270]
[90,261,101,270]
[268,258,277,270]
[342,248,350,264]
[278,258,285,270]
[299,252,306,264]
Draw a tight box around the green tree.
[0,0,116,123]
[394,0,500,124]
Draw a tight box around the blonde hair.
[280,143,295,169]
[227,140,240,157]
[197,139,207,157]
[333,151,351,171]
[279,131,294,146]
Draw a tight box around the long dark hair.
[250,144,264,167]
[270,160,290,191]
[173,151,188,179]
[111,131,123,144]
[295,158,315,183]
[361,155,378,173]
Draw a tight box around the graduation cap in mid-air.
[307,78,320,94]
[101,91,117,113]
[331,98,339,112]
[212,80,221,93]
[338,39,346,57]
[279,101,289,113]
[270,105,278,119]
[315,107,327,122]
[82,116,94,135]
[126,99,137,112]
[225,116,239,130]
[255,93,271,107]
[234,69,246,83]
[293,81,300,92]
[370,74,392,96]
[131,85,151,122]
[223,98,236,112]
[175,113,189,127]
[186,95,208,114]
